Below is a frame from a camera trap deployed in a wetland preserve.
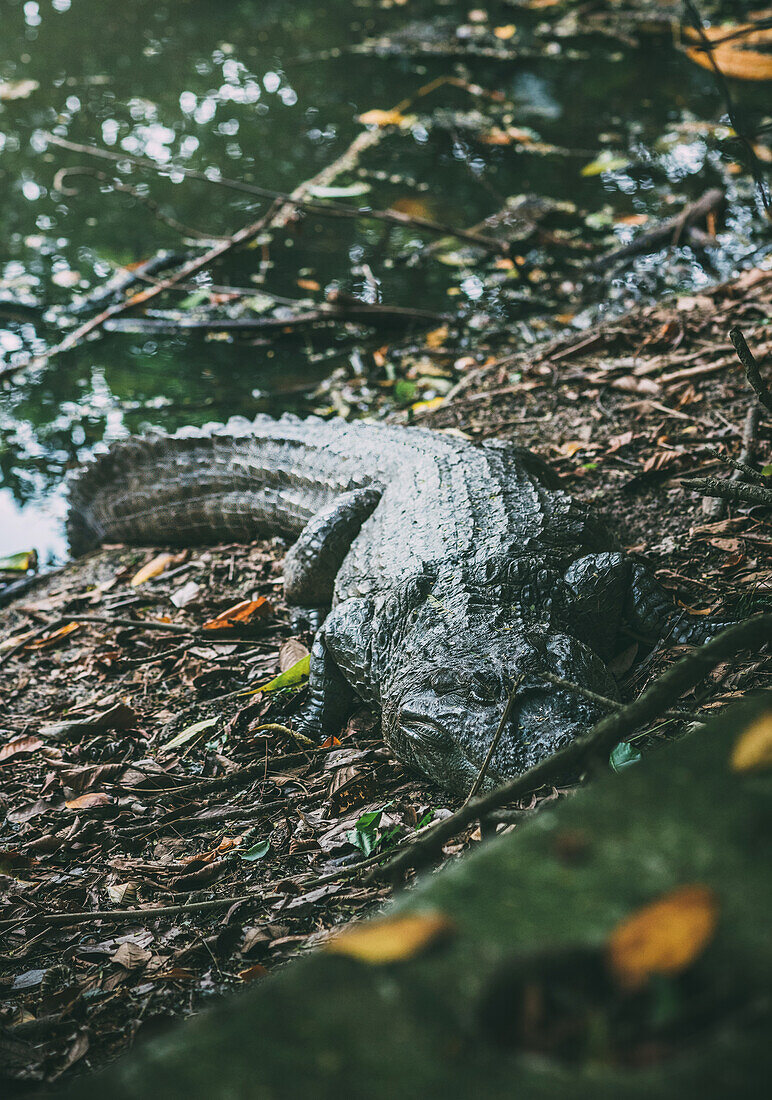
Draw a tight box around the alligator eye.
[430,670,456,694]
[470,670,500,702]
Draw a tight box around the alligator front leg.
[283,489,381,630]
[628,563,737,644]
[295,597,376,740]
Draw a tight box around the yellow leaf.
[493,24,517,39]
[357,108,405,127]
[607,884,719,989]
[685,23,772,81]
[325,911,454,964]
[130,552,175,587]
[425,326,448,348]
[412,396,446,414]
[730,710,772,772]
[203,596,272,630]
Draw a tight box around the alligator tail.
[66,414,370,556]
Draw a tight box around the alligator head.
[381,619,618,795]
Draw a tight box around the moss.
[67,696,771,1099]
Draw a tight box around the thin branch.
[43,133,508,254]
[463,676,522,805]
[0,895,258,933]
[368,614,772,881]
[682,477,772,507]
[683,0,772,217]
[730,326,772,416]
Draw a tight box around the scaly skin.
[67,414,729,794]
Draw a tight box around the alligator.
[67,414,725,795]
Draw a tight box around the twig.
[707,447,766,484]
[367,615,772,881]
[730,326,772,416]
[53,167,221,241]
[682,477,772,507]
[683,0,772,217]
[43,133,508,254]
[3,200,282,377]
[0,895,259,933]
[0,619,66,669]
[463,677,522,805]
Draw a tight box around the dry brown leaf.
[685,23,772,81]
[203,597,272,630]
[279,637,311,672]
[239,963,268,981]
[64,792,114,811]
[358,108,405,127]
[730,710,772,772]
[27,621,81,650]
[0,736,44,764]
[325,911,454,964]
[112,941,152,970]
[130,552,176,586]
[296,277,321,292]
[493,24,516,39]
[607,884,719,989]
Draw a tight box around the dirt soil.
[0,266,770,1091]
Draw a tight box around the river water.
[0,0,768,561]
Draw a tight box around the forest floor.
[0,264,770,1090]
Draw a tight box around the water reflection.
[0,0,769,558]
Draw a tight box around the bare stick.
[683,1,772,217]
[0,894,259,933]
[706,447,766,485]
[369,614,772,881]
[730,326,772,416]
[43,133,507,254]
[682,477,772,507]
[464,677,522,805]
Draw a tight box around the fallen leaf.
[685,23,772,82]
[357,108,405,127]
[160,716,219,752]
[279,638,311,672]
[203,597,272,630]
[425,325,448,348]
[730,710,772,772]
[296,277,321,292]
[581,153,631,177]
[325,911,454,964]
[112,941,152,970]
[27,621,81,649]
[240,840,270,861]
[0,735,43,763]
[250,654,311,694]
[607,884,719,989]
[239,963,268,981]
[493,24,516,39]
[65,792,115,811]
[130,552,175,586]
[0,550,37,572]
[170,580,200,608]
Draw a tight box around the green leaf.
[761,464,772,478]
[0,550,37,573]
[179,289,210,310]
[581,153,630,177]
[240,840,270,861]
[161,716,218,752]
[610,741,642,772]
[250,654,311,695]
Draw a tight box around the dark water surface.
[0,0,768,560]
